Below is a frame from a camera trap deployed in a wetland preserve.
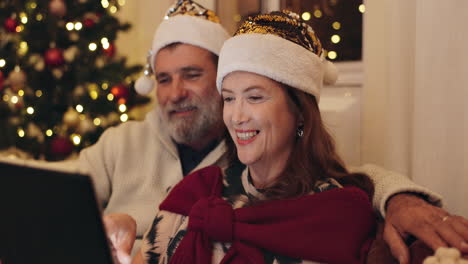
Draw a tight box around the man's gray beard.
[158,98,223,146]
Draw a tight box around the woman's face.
[222,71,298,169]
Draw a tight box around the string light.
[18,41,28,56]
[20,12,28,24]
[93,118,101,126]
[331,34,341,44]
[327,51,338,60]
[101,83,109,90]
[36,14,43,21]
[16,25,24,32]
[74,22,83,30]
[29,2,37,9]
[89,90,99,100]
[109,6,118,14]
[118,104,127,112]
[79,114,86,120]
[301,12,311,21]
[35,90,43,97]
[101,0,110,8]
[26,107,35,115]
[18,90,25,96]
[76,104,84,113]
[11,96,19,104]
[313,10,322,18]
[118,0,126,6]
[17,128,25,138]
[3,95,10,102]
[120,114,129,122]
[332,21,341,30]
[89,43,97,51]
[359,4,366,13]
[107,94,114,101]
[46,129,53,137]
[66,22,74,31]
[71,134,81,145]
[0,59,5,67]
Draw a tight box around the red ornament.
[50,136,73,156]
[44,48,65,67]
[4,18,18,33]
[111,84,130,101]
[103,43,116,58]
[83,18,95,28]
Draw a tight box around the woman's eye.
[223,96,234,102]
[248,96,263,101]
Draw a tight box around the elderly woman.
[131,10,377,264]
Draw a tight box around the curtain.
[363,0,468,217]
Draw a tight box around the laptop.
[0,160,115,264]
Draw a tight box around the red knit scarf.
[159,166,376,264]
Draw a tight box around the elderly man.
[79,1,468,263]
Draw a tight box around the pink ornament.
[49,136,74,156]
[83,18,95,28]
[49,0,67,17]
[44,48,65,67]
[4,18,18,33]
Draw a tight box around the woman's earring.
[296,125,304,138]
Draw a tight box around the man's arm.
[353,164,468,263]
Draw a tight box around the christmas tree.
[0,0,149,160]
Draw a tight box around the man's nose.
[168,77,189,103]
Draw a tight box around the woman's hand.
[103,213,137,264]
[384,193,468,263]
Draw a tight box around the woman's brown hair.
[225,85,374,201]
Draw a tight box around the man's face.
[154,44,222,147]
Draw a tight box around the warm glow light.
[107,94,114,101]
[118,0,126,6]
[11,96,19,104]
[327,51,338,60]
[3,95,9,102]
[101,37,109,45]
[102,42,110,49]
[74,22,83,30]
[301,12,311,21]
[314,10,322,18]
[35,90,43,97]
[101,0,109,8]
[71,134,81,145]
[36,14,43,21]
[66,22,74,31]
[332,21,341,30]
[17,128,25,138]
[359,4,366,13]
[76,104,84,113]
[26,107,34,115]
[89,90,99,99]
[21,16,28,24]
[29,2,37,9]
[331,34,341,43]
[46,129,53,137]
[89,43,97,51]
[93,118,101,126]
[18,90,25,96]
[118,104,127,112]
[0,59,6,67]
[18,41,28,56]
[109,6,118,13]
[102,83,109,90]
[120,114,129,122]
[16,25,24,32]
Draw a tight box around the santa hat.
[216,11,338,101]
[135,0,229,95]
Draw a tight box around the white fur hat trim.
[150,15,229,71]
[217,33,338,101]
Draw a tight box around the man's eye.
[185,73,202,80]
[157,78,169,84]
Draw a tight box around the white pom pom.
[135,75,155,95]
[323,60,338,85]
